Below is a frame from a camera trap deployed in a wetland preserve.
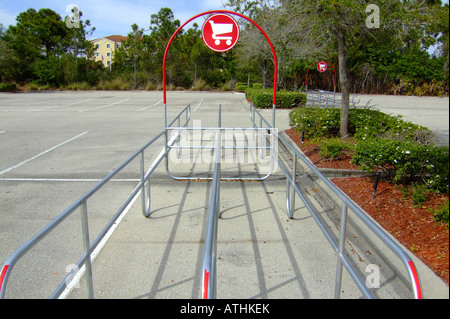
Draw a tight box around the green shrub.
[318,138,355,160]
[235,82,249,92]
[289,106,433,144]
[0,83,17,92]
[352,138,449,193]
[432,201,449,228]
[246,88,306,108]
[411,183,429,207]
[289,107,340,137]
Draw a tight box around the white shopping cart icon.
[209,20,233,45]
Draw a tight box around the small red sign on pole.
[202,13,240,52]
[317,62,327,73]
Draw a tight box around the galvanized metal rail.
[201,112,222,299]
[0,98,424,299]
[0,104,192,299]
[248,102,423,299]
[306,90,360,108]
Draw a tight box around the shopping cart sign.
[317,62,327,73]
[202,13,240,52]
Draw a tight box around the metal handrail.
[0,105,191,299]
[306,90,360,108]
[248,103,423,299]
[201,130,222,299]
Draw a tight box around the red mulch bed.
[285,128,449,285]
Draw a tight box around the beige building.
[91,35,128,68]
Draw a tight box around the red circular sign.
[202,14,240,52]
[317,62,327,73]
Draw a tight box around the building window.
[106,44,111,49]
[107,52,111,57]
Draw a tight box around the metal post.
[81,201,94,298]
[333,86,337,107]
[290,155,297,218]
[177,117,181,158]
[334,203,348,299]
[373,172,381,199]
[201,129,221,299]
[140,152,151,217]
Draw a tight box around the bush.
[318,138,355,160]
[432,201,449,228]
[246,88,306,108]
[192,78,207,90]
[289,106,433,144]
[352,138,449,193]
[289,107,340,137]
[32,57,64,86]
[0,83,17,92]
[235,82,249,92]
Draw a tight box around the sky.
[0,0,228,39]
[1,0,448,40]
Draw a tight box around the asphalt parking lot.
[0,91,448,299]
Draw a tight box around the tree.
[120,24,144,89]
[0,24,18,82]
[226,0,328,89]
[281,0,438,137]
[2,9,68,81]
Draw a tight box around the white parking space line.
[78,98,130,112]
[0,131,4,135]
[29,98,94,112]
[0,131,88,176]
[193,98,204,112]
[136,99,163,111]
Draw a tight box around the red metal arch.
[305,61,337,91]
[162,10,278,106]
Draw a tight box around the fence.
[306,90,361,108]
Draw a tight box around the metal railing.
[0,99,423,299]
[306,90,360,108]
[248,102,423,299]
[0,105,191,299]
[201,127,221,299]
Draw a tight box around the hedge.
[246,88,307,109]
[288,106,448,193]
[289,106,433,143]
[235,82,263,92]
[352,137,449,193]
[235,82,249,92]
[0,83,17,92]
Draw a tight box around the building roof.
[91,35,128,43]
